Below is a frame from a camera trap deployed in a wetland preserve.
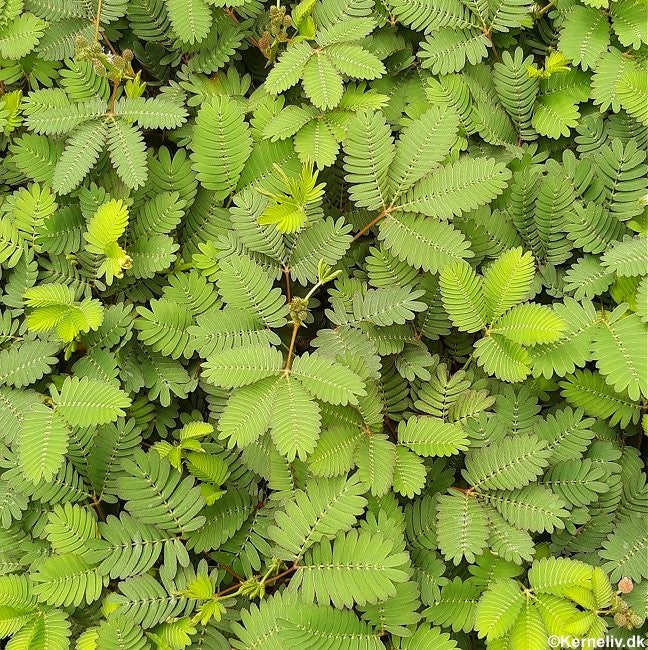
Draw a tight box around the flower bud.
[629,613,643,628]
[258,32,271,52]
[290,297,309,324]
[618,577,633,594]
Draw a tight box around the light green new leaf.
[475,578,524,640]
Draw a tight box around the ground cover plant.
[0,0,647,648]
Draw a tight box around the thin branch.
[109,82,118,113]
[102,32,117,55]
[283,321,300,372]
[484,29,501,62]
[212,562,299,599]
[94,0,103,43]
[220,564,244,582]
[223,7,260,48]
[461,351,474,371]
[352,206,394,242]
[384,417,398,442]
[264,562,299,587]
[535,0,556,17]
[283,267,292,302]
[90,495,105,521]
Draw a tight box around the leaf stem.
[212,562,299,599]
[535,0,556,17]
[283,321,300,372]
[219,564,244,582]
[461,352,474,371]
[352,205,394,241]
[483,29,500,62]
[109,82,118,113]
[94,0,103,43]
[90,495,105,521]
[283,266,292,302]
[384,417,398,442]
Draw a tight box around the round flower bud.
[290,297,309,324]
[629,613,643,628]
[618,577,633,594]
[258,32,271,51]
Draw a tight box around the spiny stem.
[214,582,243,598]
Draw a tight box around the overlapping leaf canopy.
[0,0,647,649]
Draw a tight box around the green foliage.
[0,0,646,649]
[474,557,611,648]
[441,248,566,381]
